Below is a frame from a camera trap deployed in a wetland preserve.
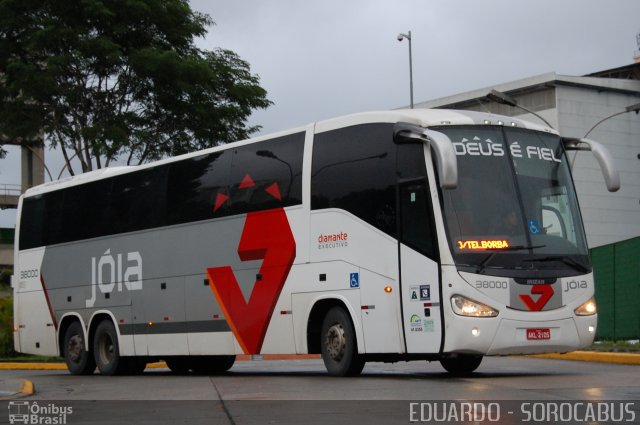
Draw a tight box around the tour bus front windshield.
[435,125,590,278]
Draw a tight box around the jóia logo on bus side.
[86,249,143,308]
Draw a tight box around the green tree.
[0,0,271,174]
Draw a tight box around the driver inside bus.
[490,206,522,237]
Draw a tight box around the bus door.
[398,179,442,354]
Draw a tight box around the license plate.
[527,328,551,340]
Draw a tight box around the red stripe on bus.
[39,274,58,331]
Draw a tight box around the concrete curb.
[18,379,35,397]
[528,351,640,365]
[0,363,67,370]
[0,379,35,400]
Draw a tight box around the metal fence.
[0,184,21,208]
[592,236,640,340]
[0,184,21,197]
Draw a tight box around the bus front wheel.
[320,306,365,377]
[439,355,482,376]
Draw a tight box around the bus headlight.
[575,297,597,316]
[451,295,498,317]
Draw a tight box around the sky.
[1,0,640,227]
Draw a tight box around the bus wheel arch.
[307,299,365,376]
[307,298,349,354]
[58,314,85,356]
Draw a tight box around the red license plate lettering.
[526,328,551,340]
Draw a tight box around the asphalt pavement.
[0,351,638,400]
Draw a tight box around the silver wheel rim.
[324,323,346,362]
[67,334,84,363]
[98,333,115,365]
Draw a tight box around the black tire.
[320,306,365,377]
[440,355,483,376]
[62,321,96,375]
[93,320,128,376]
[166,357,191,374]
[190,356,236,375]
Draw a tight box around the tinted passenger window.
[18,132,304,249]
[227,133,304,215]
[311,124,397,237]
[62,179,112,242]
[19,190,64,250]
[19,196,45,250]
[167,151,231,223]
[397,142,427,180]
[110,166,168,234]
[400,180,438,259]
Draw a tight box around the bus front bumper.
[444,314,597,356]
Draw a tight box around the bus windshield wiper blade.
[475,245,546,274]
[523,256,589,274]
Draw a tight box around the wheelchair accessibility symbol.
[350,272,359,288]
[528,220,541,235]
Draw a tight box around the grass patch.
[589,340,640,353]
[0,354,63,363]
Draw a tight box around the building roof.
[586,62,640,80]
[415,63,640,110]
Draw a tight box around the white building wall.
[555,85,640,248]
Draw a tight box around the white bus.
[13,109,619,376]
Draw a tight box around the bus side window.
[19,195,46,250]
[61,178,112,242]
[400,181,438,260]
[110,166,168,234]
[311,123,397,237]
[166,151,231,224]
[227,132,304,216]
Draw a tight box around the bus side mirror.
[563,138,620,192]
[394,127,458,189]
[423,129,458,189]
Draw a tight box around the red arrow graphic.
[519,284,554,311]
[207,208,296,354]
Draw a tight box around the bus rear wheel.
[439,355,483,376]
[320,306,365,377]
[63,321,96,375]
[93,320,130,376]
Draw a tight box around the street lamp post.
[583,102,640,138]
[397,31,413,109]
[486,89,554,128]
[569,102,640,169]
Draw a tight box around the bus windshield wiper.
[475,245,546,274]
[523,256,589,274]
